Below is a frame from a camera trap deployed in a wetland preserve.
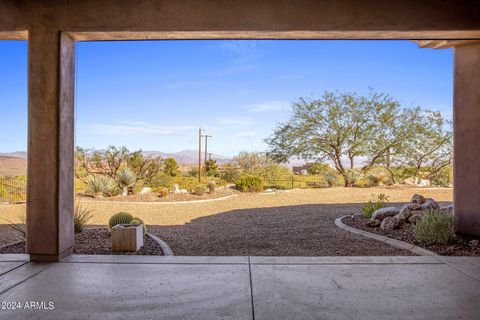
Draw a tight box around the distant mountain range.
[143,149,232,165]
[0,151,27,159]
[0,150,232,176]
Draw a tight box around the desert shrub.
[163,158,179,176]
[263,184,287,190]
[158,187,169,198]
[366,167,389,186]
[307,163,333,175]
[413,210,454,245]
[193,184,208,195]
[323,171,338,187]
[361,194,389,218]
[219,164,241,183]
[108,212,134,229]
[74,202,93,233]
[86,175,117,197]
[205,159,219,177]
[187,167,199,177]
[346,169,363,186]
[261,163,292,181]
[235,175,264,192]
[430,166,453,187]
[116,167,136,193]
[207,181,216,193]
[129,217,147,234]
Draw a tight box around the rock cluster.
[367,194,443,231]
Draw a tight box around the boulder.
[367,219,381,227]
[404,177,417,186]
[380,217,399,230]
[371,207,400,220]
[468,240,479,248]
[417,179,431,187]
[410,194,426,204]
[420,198,440,210]
[397,203,422,221]
[140,187,151,194]
[408,211,423,225]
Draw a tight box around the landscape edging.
[335,215,438,256]
[146,233,174,256]
[80,194,238,205]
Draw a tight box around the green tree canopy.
[163,157,179,177]
[266,90,451,186]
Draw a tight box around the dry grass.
[0,186,452,227]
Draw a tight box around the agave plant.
[74,201,94,233]
[86,175,117,197]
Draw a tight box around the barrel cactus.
[108,212,134,229]
[129,217,147,234]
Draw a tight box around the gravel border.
[146,233,173,256]
[0,240,24,250]
[335,214,438,256]
[79,194,238,205]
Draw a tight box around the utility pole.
[204,134,212,166]
[198,127,202,182]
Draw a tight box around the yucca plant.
[116,167,137,194]
[366,167,389,186]
[74,201,93,233]
[86,175,117,197]
[345,169,362,186]
[413,209,454,245]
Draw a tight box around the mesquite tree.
[266,90,451,186]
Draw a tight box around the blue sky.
[0,40,453,156]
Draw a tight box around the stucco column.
[27,29,75,262]
[453,42,480,236]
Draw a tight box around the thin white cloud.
[247,101,290,113]
[164,81,204,89]
[80,121,197,136]
[216,116,252,126]
[234,131,257,138]
[209,40,258,55]
[208,65,257,77]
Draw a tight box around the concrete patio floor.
[0,255,479,319]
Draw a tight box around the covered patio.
[1,254,479,319]
[1,1,480,318]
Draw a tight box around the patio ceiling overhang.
[415,40,480,49]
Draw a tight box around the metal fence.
[0,176,27,203]
[264,176,328,189]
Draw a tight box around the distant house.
[292,163,316,175]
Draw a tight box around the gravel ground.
[148,203,416,256]
[0,224,23,245]
[0,228,163,255]
[343,213,480,256]
[0,187,453,256]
